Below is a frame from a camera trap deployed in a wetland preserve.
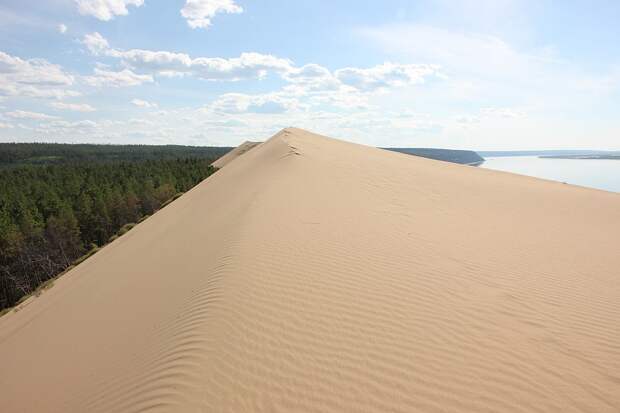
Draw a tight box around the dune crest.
[1,128,619,412]
[211,140,261,169]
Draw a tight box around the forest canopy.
[0,143,231,311]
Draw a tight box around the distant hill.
[540,153,620,160]
[385,148,484,165]
[478,150,612,158]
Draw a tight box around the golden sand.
[1,128,619,412]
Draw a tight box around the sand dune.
[1,128,619,412]
[211,140,261,169]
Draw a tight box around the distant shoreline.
[539,155,620,160]
[478,150,619,157]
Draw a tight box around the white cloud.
[279,62,439,113]
[0,83,80,100]
[58,24,67,34]
[358,24,541,81]
[131,98,157,108]
[0,51,73,86]
[304,87,370,110]
[281,63,440,111]
[83,68,153,87]
[203,118,247,128]
[75,0,144,21]
[49,101,96,112]
[210,92,299,114]
[481,107,525,118]
[1,102,441,147]
[82,32,293,81]
[181,0,243,29]
[6,110,59,120]
[81,32,441,97]
[0,122,14,129]
[35,120,99,136]
[283,64,340,91]
[0,51,78,100]
[128,117,153,125]
[49,120,97,129]
[82,32,110,55]
[109,48,192,72]
[335,63,440,91]
[189,53,292,80]
[200,61,440,119]
[455,115,480,124]
[283,62,439,95]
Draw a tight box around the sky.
[0,0,619,150]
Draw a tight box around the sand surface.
[1,128,619,412]
[211,140,261,169]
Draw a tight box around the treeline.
[0,158,219,310]
[0,142,232,167]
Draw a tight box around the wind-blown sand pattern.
[1,128,619,412]
[211,140,261,169]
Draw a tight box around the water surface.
[481,156,620,193]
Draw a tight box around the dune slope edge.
[1,128,619,412]
[211,140,261,169]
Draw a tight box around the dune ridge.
[211,140,261,169]
[1,128,619,412]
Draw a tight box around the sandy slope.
[1,128,619,413]
[211,140,261,169]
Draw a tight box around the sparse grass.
[107,222,136,243]
[34,279,55,297]
[72,244,100,266]
[13,277,58,308]
[117,222,136,236]
[160,192,184,209]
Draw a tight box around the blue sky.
[0,0,619,149]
